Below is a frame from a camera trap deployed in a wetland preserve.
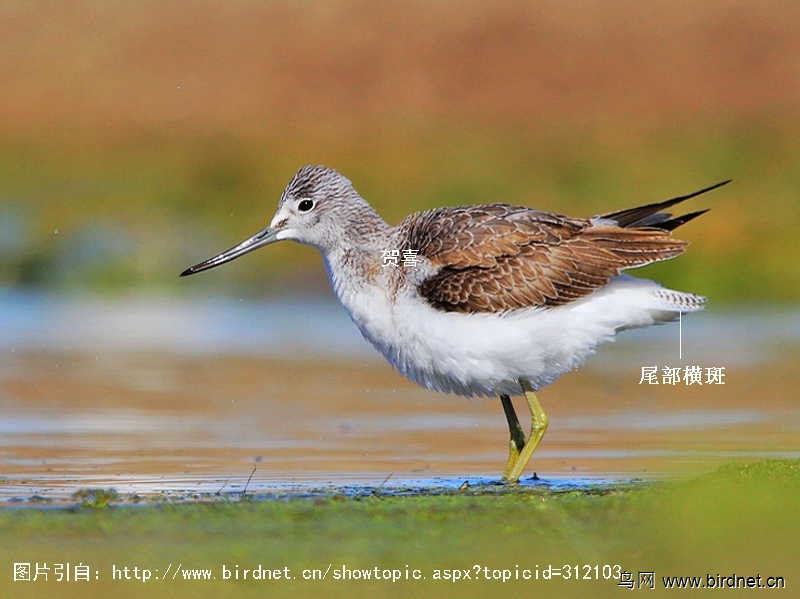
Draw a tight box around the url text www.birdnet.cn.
[12,563,787,589]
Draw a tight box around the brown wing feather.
[401,201,701,314]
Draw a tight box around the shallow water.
[1,292,798,503]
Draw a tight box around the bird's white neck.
[320,221,403,337]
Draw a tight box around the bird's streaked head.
[268,165,368,249]
[180,165,381,277]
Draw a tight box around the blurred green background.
[1,1,798,302]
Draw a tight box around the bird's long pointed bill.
[180,227,282,276]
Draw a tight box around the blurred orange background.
[4,1,798,130]
[0,1,798,299]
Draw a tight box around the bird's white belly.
[337,275,697,398]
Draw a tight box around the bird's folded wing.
[401,203,689,314]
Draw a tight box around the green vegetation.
[70,489,121,510]
[2,461,797,598]
[1,122,798,301]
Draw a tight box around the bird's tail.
[568,275,705,333]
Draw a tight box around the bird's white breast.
[326,249,698,398]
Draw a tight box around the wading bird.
[182,166,726,482]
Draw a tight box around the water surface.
[1,292,798,503]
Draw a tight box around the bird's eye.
[298,199,314,212]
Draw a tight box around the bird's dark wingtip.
[705,179,732,192]
[657,208,711,231]
[601,179,730,229]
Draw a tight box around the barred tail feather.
[567,275,705,333]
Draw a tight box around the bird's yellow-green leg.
[500,394,526,481]
[506,378,549,483]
